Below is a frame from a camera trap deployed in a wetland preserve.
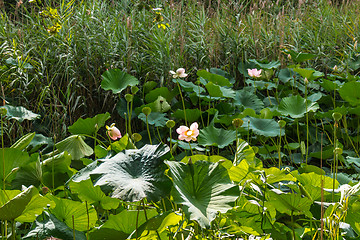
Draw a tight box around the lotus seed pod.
[0,107,7,116]
[131,133,142,142]
[278,120,286,128]
[332,112,342,122]
[334,147,343,155]
[166,120,176,129]
[131,86,139,94]
[232,118,244,128]
[125,94,133,103]
[142,107,151,116]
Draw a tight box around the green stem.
[188,141,194,155]
[11,220,15,240]
[86,201,89,240]
[1,113,5,190]
[146,116,152,144]
[177,80,187,125]
[278,128,282,169]
[72,215,75,240]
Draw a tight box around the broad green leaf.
[205,82,236,99]
[138,112,169,127]
[282,49,316,63]
[320,79,343,91]
[0,186,37,220]
[42,151,72,174]
[181,155,233,169]
[23,212,86,240]
[166,160,239,228]
[234,89,264,111]
[174,78,205,95]
[197,69,232,87]
[339,81,360,106]
[47,195,97,231]
[132,211,182,238]
[15,191,53,222]
[89,209,158,240]
[292,171,338,201]
[101,69,139,94]
[198,125,236,149]
[173,109,201,123]
[145,87,174,103]
[0,148,31,187]
[1,105,40,122]
[264,168,295,184]
[11,153,42,189]
[27,134,53,153]
[90,144,172,202]
[268,189,313,216]
[243,117,284,137]
[11,132,35,150]
[55,135,94,160]
[249,59,281,69]
[69,179,120,210]
[234,139,256,166]
[68,112,110,135]
[277,95,319,118]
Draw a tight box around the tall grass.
[0,0,359,141]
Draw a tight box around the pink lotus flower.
[169,68,188,78]
[176,122,199,142]
[106,123,122,140]
[247,68,262,78]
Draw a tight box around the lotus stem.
[145,115,152,145]
[176,80,187,125]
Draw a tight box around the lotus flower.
[176,122,199,142]
[106,123,122,140]
[247,68,262,78]
[170,68,188,78]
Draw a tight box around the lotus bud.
[334,148,343,155]
[332,112,342,122]
[166,120,176,129]
[278,120,286,128]
[142,107,151,116]
[0,107,7,116]
[304,77,309,85]
[131,133,142,142]
[232,118,244,128]
[125,94,133,103]
[42,186,49,195]
[131,86,139,94]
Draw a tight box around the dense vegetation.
[1,0,360,239]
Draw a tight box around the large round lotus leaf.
[173,78,205,95]
[68,112,110,135]
[138,112,169,127]
[234,89,264,111]
[197,69,232,87]
[55,135,94,160]
[243,117,284,137]
[89,209,158,240]
[89,144,172,202]
[1,105,40,122]
[198,125,236,149]
[339,81,360,106]
[69,179,120,210]
[101,69,139,94]
[23,212,86,240]
[249,59,281,70]
[165,160,239,228]
[205,82,236,99]
[11,132,35,150]
[0,148,31,186]
[47,195,97,231]
[173,109,201,123]
[277,95,319,118]
[0,186,50,222]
